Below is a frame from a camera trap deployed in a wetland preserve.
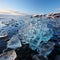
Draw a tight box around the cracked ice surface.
[48,18,60,41]
[7,35,22,49]
[37,41,55,56]
[18,18,53,50]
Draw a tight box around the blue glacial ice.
[29,18,53,50]
[0,16,54,51]
[48,18,60,41]
[37,41,55,56]
[18,18,53,50]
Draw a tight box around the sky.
[0,0,60,14]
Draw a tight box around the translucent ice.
[7,35,22,49]
[18,18,53,50]
[0,50,17,60]
[37,42,55,56]
[0,30,8,38]
[48,17,60,41]
[29,19,53,50]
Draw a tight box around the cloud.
[56,8,60,10]
[0,10,26,15]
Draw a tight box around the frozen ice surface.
[0,50,17,60]
[18,18,53,50]
[0,22,6,28]
[0,18,26,39]
[7,35,22,49]
[32,54,48,60]
[0,15,60,60]
[48,18,60,41]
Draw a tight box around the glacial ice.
[7,35,22,49]
[37,41,55,56]
[0,15,60,60]
[0,30,8,38]
[0,50,17,60]
[18,18,53,50]
[48,18,60,41]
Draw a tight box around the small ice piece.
[37,42,55,56]
[0,30,8,38]
[0,50,17,60]
[0,21,6,28]
[7,35,22,49]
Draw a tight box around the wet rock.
[15,44,37,60]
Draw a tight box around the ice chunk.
[7,35,22,49]
[0,30,8,38]
[37,42,55,56]
[0,21,6,28]
[18,18,53,50]
[0,50,17,60]
[29,19,53,50]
